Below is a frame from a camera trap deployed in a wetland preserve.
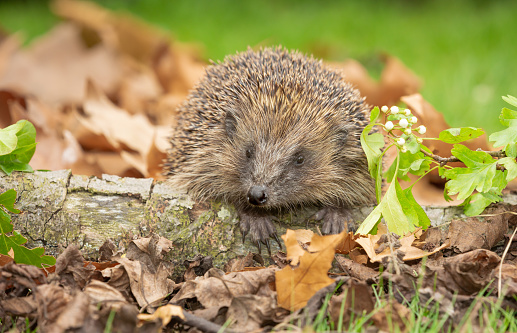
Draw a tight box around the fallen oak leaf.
[282,229,307,266]
[276,230,347,311]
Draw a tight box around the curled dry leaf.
[448,215,508,253]
[226,294,278,332]
[137,304,185,327]
[170,267,277,308]
[329,279,375,328]
[355,227,449,263]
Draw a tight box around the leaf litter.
[0,0,517,332]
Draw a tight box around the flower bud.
[400,146,408,153]
[404,108,412,116]
[416,137,423,144]
[385,121,394,131]
[397,137,406,145]
[410,116,418,124]
[417,125,427,134]
[390,106,399,114]
[399,118,409,128]
[381,105,389,113]
[404,128,412,135]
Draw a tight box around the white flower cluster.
[380,105,427,151]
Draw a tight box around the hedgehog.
[165,47,376,252]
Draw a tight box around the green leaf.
[360,124,384,178]
[0,189,20,214]
[505,143,517,158]
[0,120,37,175]
[0,130,18,155]
[489,103,517,148]
[356,200,382,235]
[0,189,56,267]
[502,95,517,109]
[498,157,517,181]
[443,145,498,201]
[438,127,484,144]
[357,157,417,236]
[463,192,502,216]
[489,126,517,149]
[380,177,414,235]
[451,144,494,168]
[0,234,56,267]
[384,150,431,182]
[402,187,431,228]
[370,106,380,124]
[0,209,13,234]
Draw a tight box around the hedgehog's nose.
[247,186,268,206]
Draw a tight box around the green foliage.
[359,96,517,235]
[0,189,55,267]
[0,120,37,175]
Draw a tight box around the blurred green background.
[1,0,516,136]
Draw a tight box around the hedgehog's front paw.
[315,207,355,235]
[239,212,281,255]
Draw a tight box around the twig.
[420,149,507,167]
[498,226,517,296]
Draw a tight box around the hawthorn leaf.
[369,106,380,124]
[444,165,496,201]
[502,95,517,108]
[463,192,502,216]
[360,124,384,178]
[402,187,431,228]
[498,157,517,181]
[438,127,484,144]
[504,143,517,158]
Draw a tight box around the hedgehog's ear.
[225,111,238,139]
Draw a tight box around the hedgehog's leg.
[238,210,280,254]
[314,207,356,234]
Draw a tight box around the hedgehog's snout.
[247,185,268,206]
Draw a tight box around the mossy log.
[0,170,489,267]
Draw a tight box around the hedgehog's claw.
[315,207,354,235]
[256,241,262,255]
[264,239,272,257]
[273,233,283,250]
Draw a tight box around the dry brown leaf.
[118,235,175,307]
[170,267,276,308]
[355,227,449,263]
[448,215,508,253]
[334,55,421,108]
[83,280,126,304]
[226,294,278,332]
[137,304,185,327]
[282,229,307,266]
[276,231,343,311]
[335,256,378,280]
[329,279,375,328]
[0,23,122,104]
[51,0,169,64]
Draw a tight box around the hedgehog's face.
[222,109,361,209]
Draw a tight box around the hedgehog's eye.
[295,155,305,165]
[246,149,253,159]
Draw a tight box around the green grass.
[1,0,516,136]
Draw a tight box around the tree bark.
[1,170,503,268]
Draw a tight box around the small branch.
[420,149,508,167]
